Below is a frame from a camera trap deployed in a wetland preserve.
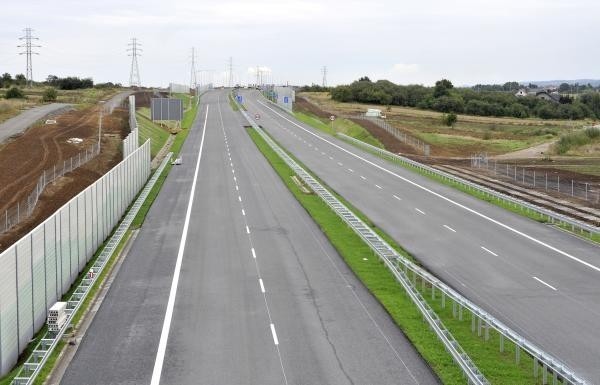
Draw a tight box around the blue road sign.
[237,95,243,103]
[284,96,289,103]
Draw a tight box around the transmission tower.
[127,38,142,88]
[228,57,234,88]
[190,47,197,90]
[321,66,327,87]
[18,28,41,88]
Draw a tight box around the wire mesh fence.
[0,143,100,234]
[344,114,431,156]
[470,154,600,204]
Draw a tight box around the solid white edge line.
[150,105,209,385]
[259,278,265,293]
[533,276,558,291]
[443,225,457,233]
[270,323,279,345]
[256,100,600,273]
[481,246,498,257]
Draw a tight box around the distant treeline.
[0,72,121,90]
[328,77,600,120]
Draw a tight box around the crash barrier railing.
[0,142,101,235]
[342,114,431,156]
[339,133,600,239]
[240,108,490,385]
[471,154,600,205]
[10,149,169,385]
[0,140,151,378]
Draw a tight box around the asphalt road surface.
[0,103,71,144]
[61,90,439,385]
[241,91,600,383]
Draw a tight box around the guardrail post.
[452,301,457,318]
[441,292,446,308]
[543,364,548,384]
[484,322,490,341]
[431,285,435,300]
[471,314,476,333]
[516,344,520,364]
[534,358,539,378]
[499,334,504,352]
[477,316,482,336]
[458,304,463,321]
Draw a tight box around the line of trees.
[45,75,93,90]
[330,77,600,120]
[1,73,121,90]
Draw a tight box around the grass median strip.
[247,125,556,385]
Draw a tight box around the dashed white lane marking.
[238,196,242,202]
[481,246,498,257]
[233,176,237,182]
[259,278,266,293]
[235,185,239,191]
[375,184,382,189]
[393,194,402,201]
[232,169,235,174]
[329,156,334,160]
[270,324,279,345]
[533,276,557,291]
[337,162,343,166]
[360,175,366,180]
[443,225,457,233]
[246,225,250,234]
[242,209,246,216]
[415,208,426,215]
[251,248,257,259]
[151,105,209,385]
[321,152,326,155]
[348,168,354,173]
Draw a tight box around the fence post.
[533,170,536,187]
[545,173,548,191]
[557,175,560,192]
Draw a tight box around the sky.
[1,0,599,88]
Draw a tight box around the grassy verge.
[229,93,240,111]
[137,111,170,158]
[294,110,384,148]
[247,125,560,385]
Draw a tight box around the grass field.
[247,126,555,385]
[301,92,583,156]
[294,110,384,148]
[136,109,171,158]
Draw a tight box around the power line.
[18,28,41,88]
[127,38,142,88]
[321,66,327,87]
[190,47,197,90]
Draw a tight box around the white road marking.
[270,323,279,345]
[259,278,265,293]
[375,184,382,189]
[348,168,354,173]
[232,169,235,174]
[393,194,402,201]
[233,176,237,182]
[360,175,366,180]
[443,225,457,233]
[251,248,257,259]
[235,185,239,191]
[246,225,250,234]
[329,156,334,160]
[533,276,557,291]
[238,196,242,202]
[481,246,498,257]
[151,105,209,385]
[415,208,425,215]
[242,209,246,216]
[256,101,600,274]
[321,152,326,155]
[337,162,343,166]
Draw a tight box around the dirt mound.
[133,91,170,108]
[0,105,127,251]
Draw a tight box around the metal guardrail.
[11,151,173,385]
[338,133,600,238]
[240,109,489,385]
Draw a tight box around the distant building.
[514,88,561,103]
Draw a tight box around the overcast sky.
[1,0,599,87]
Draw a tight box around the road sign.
[237,95,243,103]
[255,113,261,120]
[330,115,335,121]
[284,96,289,103]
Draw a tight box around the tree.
[15,74,26,86]
[1,73,12,88]
[502,82,520,91]
[433,79,453,98]
[42,87,57,102]
[358,76,371,82]
[558,82,571,93]
[5,87,25,99]
[443,113,457,127]
[431,95,464,113]
[528,83,538,89]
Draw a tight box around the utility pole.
[18,28,40,88]
[127,38,142,88]
[321,66,327,87]
[190,47,197,90]
[256,65,260,88]
[228,57,234,88]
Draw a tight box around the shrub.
[42,87,57,102]
[5,87,24,99]
[442,113,457,127]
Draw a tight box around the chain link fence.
[471,154,600,204]
[0,143,100,234]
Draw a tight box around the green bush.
[42,87,57,102]
[442,112,457,127]
[5,87,24,99]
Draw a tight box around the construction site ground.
[0,103,128,251]
[295,95,600,223]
